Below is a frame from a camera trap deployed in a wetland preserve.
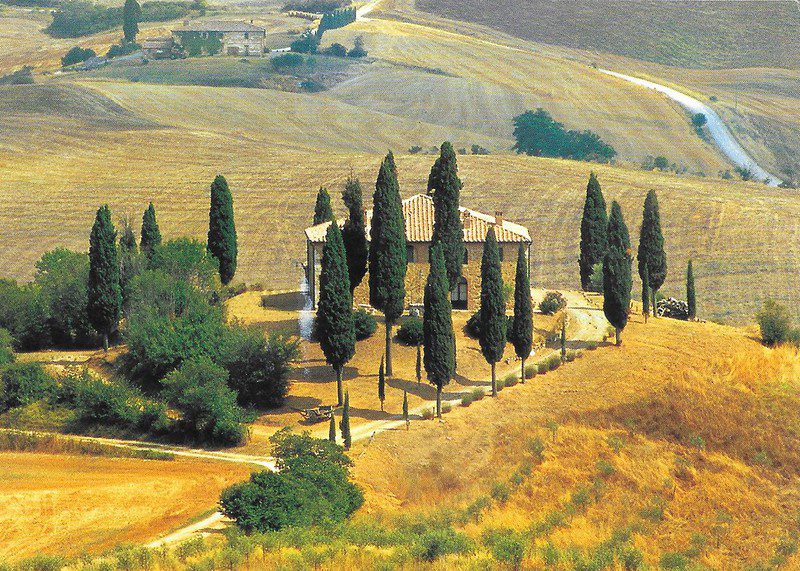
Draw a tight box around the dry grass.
[0,452,252,561]
[348,316,800,568]
[413,0,800,69]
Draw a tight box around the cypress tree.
[603,201,632,346]
[479,227,506,396]
[207,175,237,286]
[122,0,141,43]
[423,243,454,418]
[560,320,567,361]
[637,190,667,310]
[328,412,336,443]
[313,187,335,225]
[378,355,385,412]
[339,390,351,450]
[402,390,409,430]
[140,202,161,262]
[430,142,465,291]
[369,152,407,376]
[427,155,441,196]
[510,244,532,383]
[88,205,122,351]
[118,217,141,316]
[317,223,355,407]
[415,343,422,384]
[642,264,650,323]
[341,177,368,295]
[687,260,696,319]
[579,172,608,290]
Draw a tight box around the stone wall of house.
[221,31,265,56]
[311,241,525,313]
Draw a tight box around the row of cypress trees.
[314,143,535,420]
[87,175,237,349]
[579,173,697,344]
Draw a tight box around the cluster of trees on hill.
[284,0,348,12]
[578,172,697,343]
[46,0,201,38]
[513,109,616,163]
[310,142,534,420]
[318,6,356,33]
[0,176,298,446]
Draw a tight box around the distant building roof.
[173,20,266,33]
[305,193,531,244]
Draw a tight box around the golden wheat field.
[0,452,252,561]
[347,315,800,569]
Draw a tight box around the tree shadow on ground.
[289,364,359,384]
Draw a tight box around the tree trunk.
[436,386,442,418]
[380,399,384,412]
[520,356,526,384]
[652,290,657,318]
[103,332,109,352]
[416,343,422,383]
[385,320,393,376]
[336,366,343,406]
[615,327,622,346]
[644,310,649,323]
[491,362,497,396]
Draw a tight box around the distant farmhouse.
[170,21,267,57]
[304,194,532,311]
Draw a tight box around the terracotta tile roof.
[173,21,266,33]
[305,194,531,244]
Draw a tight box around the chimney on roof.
[494,211,504,227]
[183,20,189,26]
[250,19,254,24]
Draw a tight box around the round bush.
[539,291,567,315]
[397,317,423,345]
[0,362,54,411]
[353,309,377,341]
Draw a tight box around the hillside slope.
[413,0,800,69]
[349,316,800,568]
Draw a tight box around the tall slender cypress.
[118,217,141,316]
[687,260,696,319]
[140,202,161,261]
[423,243,454,418]
[430,142,465,292]
[603,201,632,346]
[328,412,336,443]
[339,390,351,450]
[88,205,122,351]
[402,390,409,430]
[579,172,608,291]
[122,0,141,43]
[317,223,355,406]
[510,244,532,383]
[369,152,407,376]
[378,355,385,412]
[313,187,335,225]
[415,343,422,384]
[208,175,237,286]
[479,227,506,396]
[341,177,368,295]
[642,264,650,322]
[637,190,667,308]
[560,321,567,361]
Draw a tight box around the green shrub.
[14,554,67,571]
[221,327,299,408]
[564,349,578,362]
[547,354,561,371]
[397,316,423,345]
[513,108,615,162]
[441,402,452,414]
[58,370,143,429]
[161,358,245,445]
[421,408,435,420]
[413,527,473,562]
[471,387,485,401]
[486,530,526,568]
[490,481,511,504]
[291,30,319,54]
[61,45,96,67]
[0,363,54,411]
[524,364,537,379]
[570,486,591,509]
[538,291,566,315]
[0,328,14,367]
[220,429,363,532]
[640,496,666,522]
[107,41,141,59]
[0,279,50,351]
[756,299,794,346]
[353,309,377,340]
[272,52,305,69]
[460,393,474,407]
[537,362,549,375]
[496,377,506,391]
[347,35,367,58]
[596,458,616,477]
[47,1,122,38]
[504,373,519,387]
[660,552,689,570]
[526,437,545,463]
[323,43,348,57]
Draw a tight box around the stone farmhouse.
[304,194,532,311]
[171,21,267,56]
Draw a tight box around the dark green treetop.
[603,201,632,344]
[687,259,696,319]
[122,0,141,42]
[637,189,667,293]
[207,174,237,286]
[479,227,506,367]
[579,172,608,290]
[88,205,122,346]
[341,177,368,294]
[314,187,335,226]
[510,244,532,366]
[430,142,465,291]
[140,202,162,261]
